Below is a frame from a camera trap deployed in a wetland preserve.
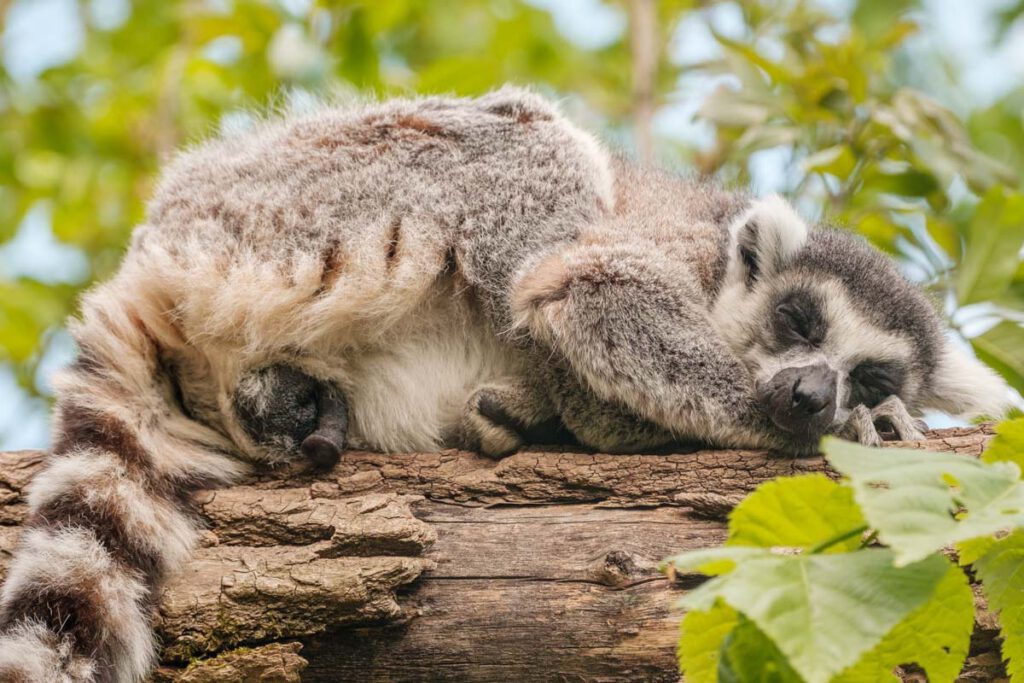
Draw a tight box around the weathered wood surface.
[0,425,1004,682]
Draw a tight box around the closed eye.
[774,299,824,347]
[848,361,904,408]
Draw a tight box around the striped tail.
[0,277,245,682]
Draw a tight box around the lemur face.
[711,196,1009,444]
[232,364,348,468]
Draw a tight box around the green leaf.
[982,417,1024,472]
[972,322,1024,396]
[824,437,1024,566]
[663,547,769,581]
[718,617,805,683]
[802,145,857,181]
[672,547,949,683]
[972,529,1024,679]
[956,187,1024,306]
[834,562,974,682]
[678,602,739,683]
[852,0,917,39]
[727,474,866,552]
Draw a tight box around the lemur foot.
[462,383,573,459]
[871,394,928,441]
[838,396,927,447]
[233,364,348,468]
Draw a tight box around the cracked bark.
[0,425,1004,681]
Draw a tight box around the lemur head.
[712,195,1010,444]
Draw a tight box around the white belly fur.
[342,288,527,453]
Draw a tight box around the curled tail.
[0,276,245,681]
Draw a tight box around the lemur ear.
[735,195,809,286]
[922,341,1012,419]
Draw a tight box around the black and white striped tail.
[0,289,243,682]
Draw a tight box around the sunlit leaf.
[824,438,1024,566]
[718,617,805,683]
[834,562,974,682]
[727,474,866,552]
[669,547,949,683]
[982,417,1024,472]
[677,602,739,683]
[972,321,1024,396]
[956,187,1024,306]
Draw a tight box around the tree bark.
[0,426,1004,682]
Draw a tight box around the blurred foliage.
[1,0,1024,408]
[687,0,1024,402]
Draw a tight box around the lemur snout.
[234,364,347,468]
[763,363,837,437]
[301,388,348,469]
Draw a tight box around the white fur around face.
[712,272,917,427]
[724,194,809,285]
[748,194,809,269]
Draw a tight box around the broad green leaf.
[674,548,949,683]
[824,438,1024,566]
[718,617,805,683]
[677,602,739,683]
[727,474,866,552]
[956,187,1024,306]
[834,562,974,683]
[957,535,998,565]
[972,529,1024,679]
[972,322,1024,397]
[663,546,768,579]
[982,417,1024,472]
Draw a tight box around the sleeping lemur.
[0,87,1009,681]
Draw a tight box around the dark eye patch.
[847,360,905,408]
[773,289,826,348]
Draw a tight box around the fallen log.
[0,425,1003,682]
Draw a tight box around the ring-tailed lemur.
[0,87,1009,680]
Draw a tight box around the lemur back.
[0,87,1007,681]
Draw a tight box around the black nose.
[763,363,837,437]
[792,375,831,416]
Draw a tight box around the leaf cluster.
[665,419,1024,682]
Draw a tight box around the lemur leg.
[461,367,674,458]
[511,243,779,451]
[233,364,348,468]
[547,364,676,453]
[461,380,571,458]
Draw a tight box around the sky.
[1,0,1022,448]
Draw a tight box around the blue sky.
[1,0,1022,448]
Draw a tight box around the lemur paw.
[233,364,348,468]
[837,396,927,447]
[838,404,883,447]
[871,395,928,441]
[464,387,527,459]
[461,382,572,459]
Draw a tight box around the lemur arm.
[510,240,783,452]
[461,361,675,457]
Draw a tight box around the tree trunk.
[0,426,1004,682]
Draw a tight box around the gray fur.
[0,87,1010,681]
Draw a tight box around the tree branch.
[0,425,1002,681]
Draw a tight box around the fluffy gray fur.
[0,86,1009,681]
